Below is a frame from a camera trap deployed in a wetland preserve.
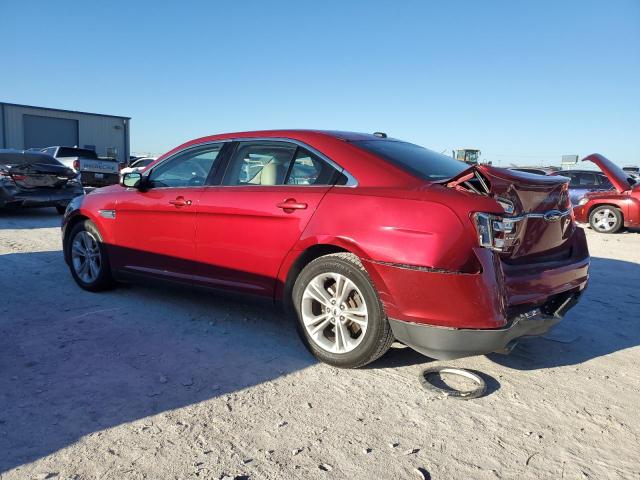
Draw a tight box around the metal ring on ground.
[419,367,487,400]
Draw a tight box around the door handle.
[276,198,308,212]
[169,196,192,207]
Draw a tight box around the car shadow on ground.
[1,251,638,472]
[0,207,63,230]
[488,256,640,370]
[0,250,319,473]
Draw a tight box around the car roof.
[182,129,399,144]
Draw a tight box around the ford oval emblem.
[543,210,563,222]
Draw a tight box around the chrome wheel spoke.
[334,274,355,305]
[334,320,349,353]
[78,259,90,278]
[88,258,99,279]
[310,317,332,336]
[306,280,332,307]
[304,312,330,327]
[343,312,367,327]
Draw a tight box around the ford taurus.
[62,130,590,368]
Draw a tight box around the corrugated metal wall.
[0,103,129,162]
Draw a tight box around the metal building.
[0,102,130,163]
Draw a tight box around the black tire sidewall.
[589,205,623,233]
[292,255,386,368]
[66,220,114,291]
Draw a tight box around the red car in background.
[62,130,589,368]
[573,154,640,233]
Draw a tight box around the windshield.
[354,140,468,181]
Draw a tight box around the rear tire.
[292,252,394,368]
[589,205,623,233]
[66,219,115,291]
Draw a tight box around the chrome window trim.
[147,137,358,188]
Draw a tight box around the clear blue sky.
[2,0,639,167]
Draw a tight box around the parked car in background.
[62,130,589,368]
[119,157,156,175]
[551,169,614,205]
[0,150,84,214]
[40,146,120,188]
[574,154,639,233]
[623,166,640,182]
[510,166,559,176]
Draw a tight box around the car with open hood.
[62,130,589,367]
[573,154,640,233]
[0,150,84,213]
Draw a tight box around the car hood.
[582,154,633,193]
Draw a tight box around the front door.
[112,143,225,281]
[194,141,340,295]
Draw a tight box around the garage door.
[23,114,79,149]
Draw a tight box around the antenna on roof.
[373,132,387,138]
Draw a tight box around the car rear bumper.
[0,184,84,208]
[389,290,581,359]
[362,227,589,358]
[364,227,589,329]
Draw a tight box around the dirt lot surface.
[1,208,639,480]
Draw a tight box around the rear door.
[194,140,340,295]
[112,143,226,281]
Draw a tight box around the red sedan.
[62,130,589,368]
[573,154,640,233]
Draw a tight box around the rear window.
[0,152,60,166]
[353,140,468,181]
[56,147,98,159]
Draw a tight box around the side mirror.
[121,171,142,188]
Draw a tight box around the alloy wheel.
[71,231,102,283]
[301,272,368,354]
[592,208,618,232]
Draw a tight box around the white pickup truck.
[40,146,120,188]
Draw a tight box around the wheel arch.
[63,214,91,264]
[279,243,352,309]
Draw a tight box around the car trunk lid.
[443,165,574,260]
[4,162,76,189]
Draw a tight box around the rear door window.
[286,147,340,185]
[223,142,297,186]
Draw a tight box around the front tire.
[589,205,623,233]
[292,253,394,368]
[66,219,115,291]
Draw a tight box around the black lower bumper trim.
[390,293,581,360]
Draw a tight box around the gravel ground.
[1,208,639,480]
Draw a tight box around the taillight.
[73,160,80,170]
[473,213,517,251]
